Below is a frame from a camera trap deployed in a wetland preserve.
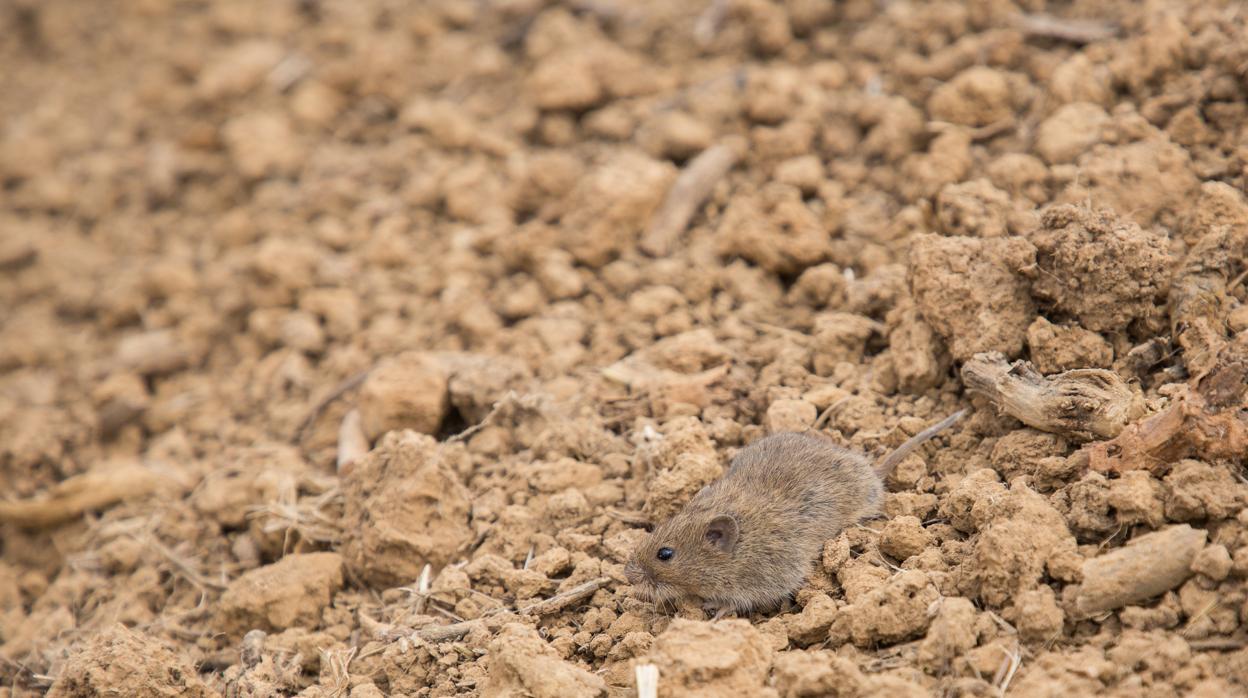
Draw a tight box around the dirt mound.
[4,1,1248,696]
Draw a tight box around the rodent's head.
[624,509,739,605]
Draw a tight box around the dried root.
[1075,524,1206,617]
[1085,335,1248,473]
[961,352,1145,442]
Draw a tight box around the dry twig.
[640,141,741,257]
[445,391,533,444]
[320,646,357,698]
[1014,13,1118,44]
[1189,636,1248,651]
[137,534,228,591]
[390,576,613,644]
[294,369,370,445]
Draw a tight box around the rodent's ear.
[704,515,739,553]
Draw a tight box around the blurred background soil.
[3,0,1248,696]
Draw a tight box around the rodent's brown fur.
[624,411,964,615]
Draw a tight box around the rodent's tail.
[875,409,967,478]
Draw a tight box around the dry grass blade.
[994,647,1022,695]
[1181,599,1219,637]
[136,533,227,590]
[635,663,659,698]
[1014,13,1118,43]
[337,408,369,472]
[249,487,345,547]
[320,646,357,698]
[294,369,371,445]
[410,576,612,643]
[445,390,543,445]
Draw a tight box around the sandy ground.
[3,0,1248,696]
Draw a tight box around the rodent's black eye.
[656,547,675,562]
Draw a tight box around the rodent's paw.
[702,600,734,621]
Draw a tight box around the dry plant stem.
[1182,599,1219,637]
[1013,13,1118,43]
[251,487,344,545]
[337,408,369,472]
[961,352,1144,441]
[606,507,652,527]
[1170,274,1228,378]
[929,118,1016,142]
[446,391,521,444]
[995,647,1022,695]
[1086,336,1248,473]
[412,576,612,643]
[0,463,162,528]
[1075,524,1206,617]
[414,564,432,614]
[1085,386,1248,473]
[294,369,370,445]
[640,141,740,257]
[139,534,228,590]
[1189,636,1248,651]
[321,646,357,698]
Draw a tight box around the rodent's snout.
[624,563,659,603]
[623,558,645,585]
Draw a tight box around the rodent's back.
[679,432,881,610]
[719,432,882,524]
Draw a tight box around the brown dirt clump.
[46,624,214,697]
[340,432,473,587]
[356,352,449,441]
[641,619,773,696]
[959,484,1081,609]
[1027,204,1172,333]
[483,623,606,698]
[908,234,1037,361]
[1026,317,1114,374]
[216,552,344,637]
[5,1,1248,696]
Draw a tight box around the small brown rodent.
[624,410,966,617]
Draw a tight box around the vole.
[624,409,966,617]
